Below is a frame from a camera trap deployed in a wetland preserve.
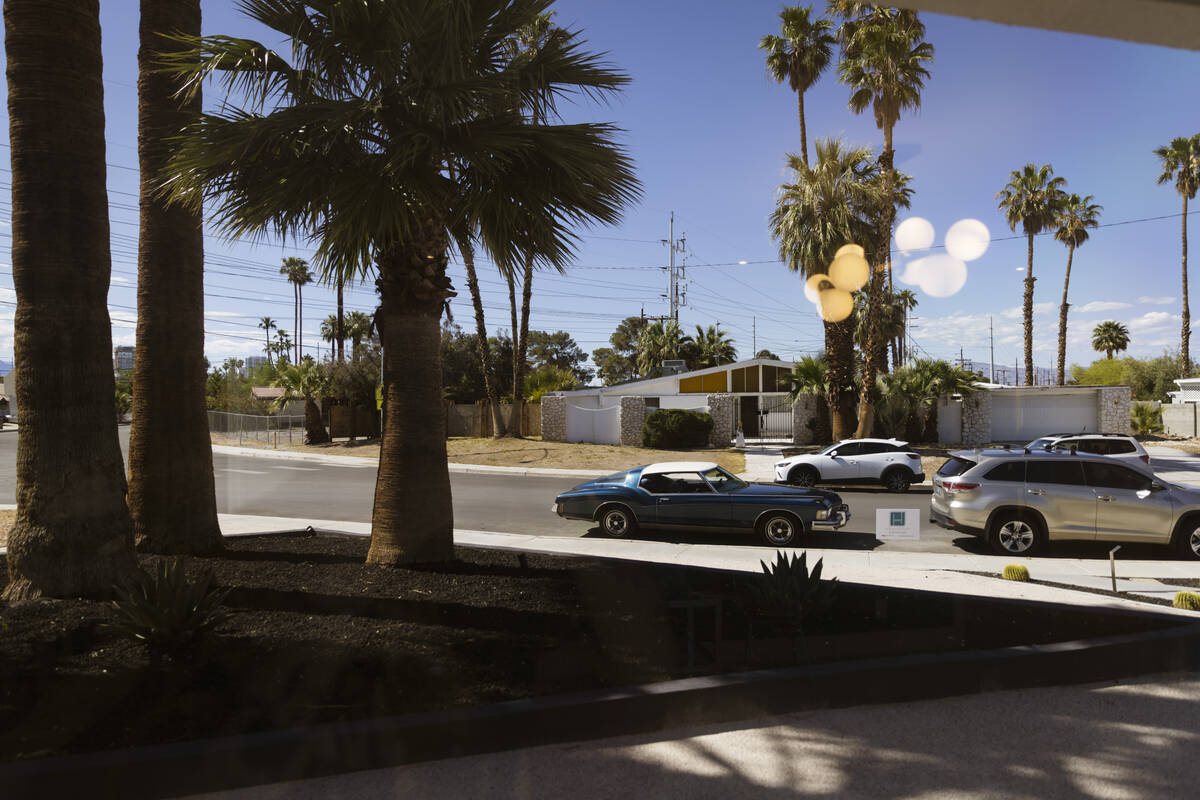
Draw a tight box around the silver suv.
[1025,432,1151,470]
[930,449,1200,559]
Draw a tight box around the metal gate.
[755,394,793,442]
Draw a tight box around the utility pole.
[661,212,687,325]
[989,316,995,383]
[752,316,757,355]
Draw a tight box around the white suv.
[1024,433,1151,471]
[774,438,925,492]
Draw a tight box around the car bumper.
[811,504,850,530]
[929,507,983,537]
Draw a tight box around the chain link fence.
[208,410,305,448]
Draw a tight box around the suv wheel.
[1174,518,1200,561]
[882,468,911,493]
[789,466,818,488]
[988,512,1042,557]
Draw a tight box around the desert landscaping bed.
[0,532,1188,767]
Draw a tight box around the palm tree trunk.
[298,284,304,361]
[1182,194,1191,378]
[507,259,534,437]
[456,234,506,437]
[336,274,345,363]
[855,128,896,438]
[825,319,856,440]
[128,0,222,556]
[797,90,808,168]
[368,237,455,566]
[293,283,299,363]
[1056,243,1075,385]
[1024,232,1036,385]
[3,0,137,600]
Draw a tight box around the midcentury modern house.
[548,357,798,444]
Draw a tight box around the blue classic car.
[553,461,850,546]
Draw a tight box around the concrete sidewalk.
[184,673,1200,800]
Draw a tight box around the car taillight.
[1140,454,1150,464]
[943,481,979,491]
[906,453,921,460]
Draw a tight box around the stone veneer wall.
[619,396,646,446]
[541,395,566,442]
[962,391,992,446]
[1097,386,1132,434]
[706,393,734,448]
[791,395,820,445]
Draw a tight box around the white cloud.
[1127,311,1179,332]
[205,311,245,319]
[1138,296,1175,305]
[1076,301,1131,313]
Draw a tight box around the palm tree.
[1053,193,1103,384]
[785,354,831,443]
[258,316,277,364]
[833,5,933,437]
[162,0,639,565]
[319,313,339,356]
[3,0,137,599]
[344,311,374,363]
[769,138,886,440]
[893,288,918,367]
[853,287,905,374]
[507,11,570,439]
[273,329,293,366]
[272,359,331,444]
[996,163,1067,385]
[1092,321,1131,359]
[636,321,688,377]
[1155,134,1200,377]
[759,5,836,168]
[127,0,224,556]
[690,324,737,368]
[280,256,313,363]
[903,358,981,442]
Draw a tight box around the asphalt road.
[0,425,1189,560]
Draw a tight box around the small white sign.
[876,508,921,540]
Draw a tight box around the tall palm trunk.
[3,0,137,600]
[1182,193,1191,378]
[455,234,506,437]
[797,91,808,168]
[292,283,299,363]
[1056,242,1075,385]
[508,258,534,436]
[825,319,856,440]
[298,283,304,361]
[128,0,222,555]
[336,274,345,363]
[855,128,896,438]
[1023,232,1036,385]
[367,234,455,566]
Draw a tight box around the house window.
[679,375,704,393]
[644,397,660,409]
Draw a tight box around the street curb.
[210,444,609,478]
[3,605,1197,800]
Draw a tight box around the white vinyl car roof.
[640,461,721,475]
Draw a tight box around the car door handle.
[1098,495,1115,502]
[658,497,670,502]
[1027,489,1044,496]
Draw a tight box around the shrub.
[749,550,838,625]
[1002,564,1030,582]
[1131,402,1163,434]
[1173,591,1200,611]
[642,408,713,449]
[109,559,230,653]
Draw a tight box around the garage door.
[989,391,1098,443]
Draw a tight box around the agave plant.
[748,550,838,663]
[109,558,230,654]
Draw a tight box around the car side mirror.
[1151,482,1167,492]
[828,451,838,458]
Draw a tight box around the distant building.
[243,356,268,375]
[114,345,135,373]
[3,369,16,419]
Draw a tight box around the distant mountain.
[0,360,11,374]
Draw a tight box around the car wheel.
[598,505,637,539]
[759,512,802,547]
[789,466,818,488]
[1174,518,1200,561]
[882,468,911,493]
[988,512,1042,557]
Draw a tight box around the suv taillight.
[1140,454,1150,464]
[943,481,979,491]
[906,453,921,460]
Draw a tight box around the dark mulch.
[0,532,1184,763]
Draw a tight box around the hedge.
[642,408,713,449]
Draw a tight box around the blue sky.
[1,0,1198,380]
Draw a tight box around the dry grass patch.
[0,509,15,549]
[211,434,745,474]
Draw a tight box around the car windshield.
[1027,438,1056,450]
[701,467,747,493]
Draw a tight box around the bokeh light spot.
[913,253,968,297]
[818,287,854,322]
[894,217,934,254]
[829,253,870,291]
[945,218,990,261]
